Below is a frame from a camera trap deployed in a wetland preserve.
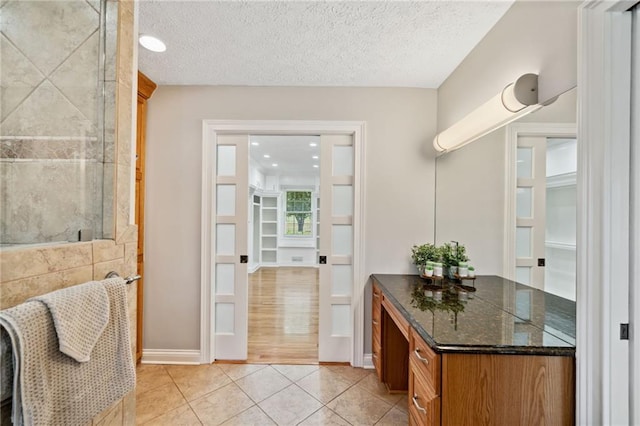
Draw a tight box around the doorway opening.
[247,135,321,364]
[200,120,365,366]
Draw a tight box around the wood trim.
[135,71,156,363]
[138,71,157,100]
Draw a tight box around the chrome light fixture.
[433,73,540,153]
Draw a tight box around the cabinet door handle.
[373,292,380,299]
[414,349,429,364]
[412,395,427,414]
[372,319,379,325]
[372,352,378,359]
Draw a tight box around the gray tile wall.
[0,0,116,245]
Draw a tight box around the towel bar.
[105,271,141,285]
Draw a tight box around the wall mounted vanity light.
[433,73,540,153]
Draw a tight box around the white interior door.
[515,136,546,289]
[318,134,354,362]
[213,135,249,360]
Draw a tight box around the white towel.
[0,278,135,425]
[30,280,109,363]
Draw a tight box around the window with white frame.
[284,191,312,236]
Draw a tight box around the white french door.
[318,134,354,362]
[514,135,546,289]
[212,135,249,360]
[202,120,365,366]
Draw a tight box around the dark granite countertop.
[371,274,576,356]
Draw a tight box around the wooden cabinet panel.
[135,71,156,363]
[409,362,441,426]
[441,353,575,426]
[410,329,441,395]
[382,308,409,392]
[372,283,383,380]
[382,294,409,339]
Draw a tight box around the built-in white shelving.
[260,195,279,265]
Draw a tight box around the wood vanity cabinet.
[372,276,575,425]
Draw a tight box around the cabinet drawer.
[410,329,441,394]
[409,365,441,426]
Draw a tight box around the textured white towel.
[30,280,109,363]
[0,278,135,425]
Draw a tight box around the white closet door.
[515,136,546,289]
[318,134,354,362]
[213,135,249,360]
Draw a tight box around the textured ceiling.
[138,1,514,88]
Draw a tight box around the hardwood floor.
[248,267,319,364]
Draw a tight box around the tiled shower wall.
[0,0,137,424]
[0,0,117,245]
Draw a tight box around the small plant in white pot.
[468,266,476,278]
[424,265,434,277]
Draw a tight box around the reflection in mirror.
[435,88,577,301]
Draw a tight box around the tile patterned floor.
[136,363,408,425]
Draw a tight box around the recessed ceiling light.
[313,164,319,168]
[139,35,166,53]
[312,155,319,159]
[272,163,278,167]
[263,154,270,158]
[251,142,259,146]
[309,143,317,147]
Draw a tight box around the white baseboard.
[141,349,201,365]
[362,353,374,369]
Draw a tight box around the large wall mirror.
[0,0,117,248]
[435,87,577,301]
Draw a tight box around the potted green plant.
[468,266,476,277]
[439,242,469,279]
[424,264,434,277]
[411,243,439,275]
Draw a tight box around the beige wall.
[437,0,579,131]
[0,1,137,424]
[143,86,438,353]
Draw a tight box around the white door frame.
[578,1,635,424]
[201,120,366,367]
[503,122,577,280]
